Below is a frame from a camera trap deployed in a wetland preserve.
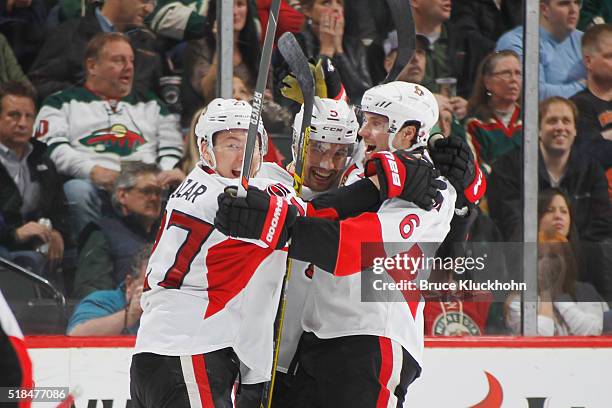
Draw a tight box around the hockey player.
[130,97,446,408]
[255,97,362,406]
[215,82,486,407]
[0,290,33,408]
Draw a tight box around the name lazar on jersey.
[169,178,207,203]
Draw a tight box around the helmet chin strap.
[387,127,399,153]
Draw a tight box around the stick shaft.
[238,0,282,197]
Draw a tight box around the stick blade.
[277,32,315,104]
[383,0,416,83]
[277,32,315,195]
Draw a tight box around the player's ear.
[201,143,213,166]
[394,125,417,150]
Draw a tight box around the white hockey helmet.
[292,97,358,161]
[360,81,439,150]
[194,98,268,169]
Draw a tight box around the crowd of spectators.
[0,0,611,337]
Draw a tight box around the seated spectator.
[411,0,470,98]
[273,0,372,104]
[387,32,429,85]
[67,244,151,336]
[450,0,522,96]
[392,33,467,138]
[73,162,162,299]
[0,33,29,86]
[488,96,612,243]
[578,0,612,29]
[495,0,586,100]
[182,0,262,124]
[505,233,609,336]
[465,50,523,175]
[423,263,493,336]
[0,81,71,279]
[571,24,612,201]
[34,33,184,239]
[28,0,161,101]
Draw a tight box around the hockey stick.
[382,0,416,84]
[237,0,282,197]
[278,32,315,196]
[259,32,315,408]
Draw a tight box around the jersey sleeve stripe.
[334,212,384,276]
[375,337,393,408]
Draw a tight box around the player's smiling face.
[304,141,350,191]
[359,111,390,161]
[210,129,261,179]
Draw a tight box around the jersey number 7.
[152,209,215,289]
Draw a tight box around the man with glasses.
[73,161,163,299]
[496,0,587,99]
[67,244,152,336]
[34,32,184,241]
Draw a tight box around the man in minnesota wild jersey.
[33,32,184,239]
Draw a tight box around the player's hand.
[215,186,298,249]
[364,150,446,210]
[90,165,119,192]
[429,135,486,209]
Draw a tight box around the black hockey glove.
[428,134,486,210]
[215,186,298,249]
[278,56,343,104]
[364,150,446,210]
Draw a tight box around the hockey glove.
[279,56,343,104]
[428,134,486,209]
[215,186,298,249]
[364,150,447,210]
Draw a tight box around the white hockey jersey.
[34,87,184,179]
[299,162,456,369]
[134,164,306,383]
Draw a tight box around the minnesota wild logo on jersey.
[432,309,481,336]
[79,124,146,156]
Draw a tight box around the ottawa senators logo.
[266,183,291,197]
[79,124,146,156]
